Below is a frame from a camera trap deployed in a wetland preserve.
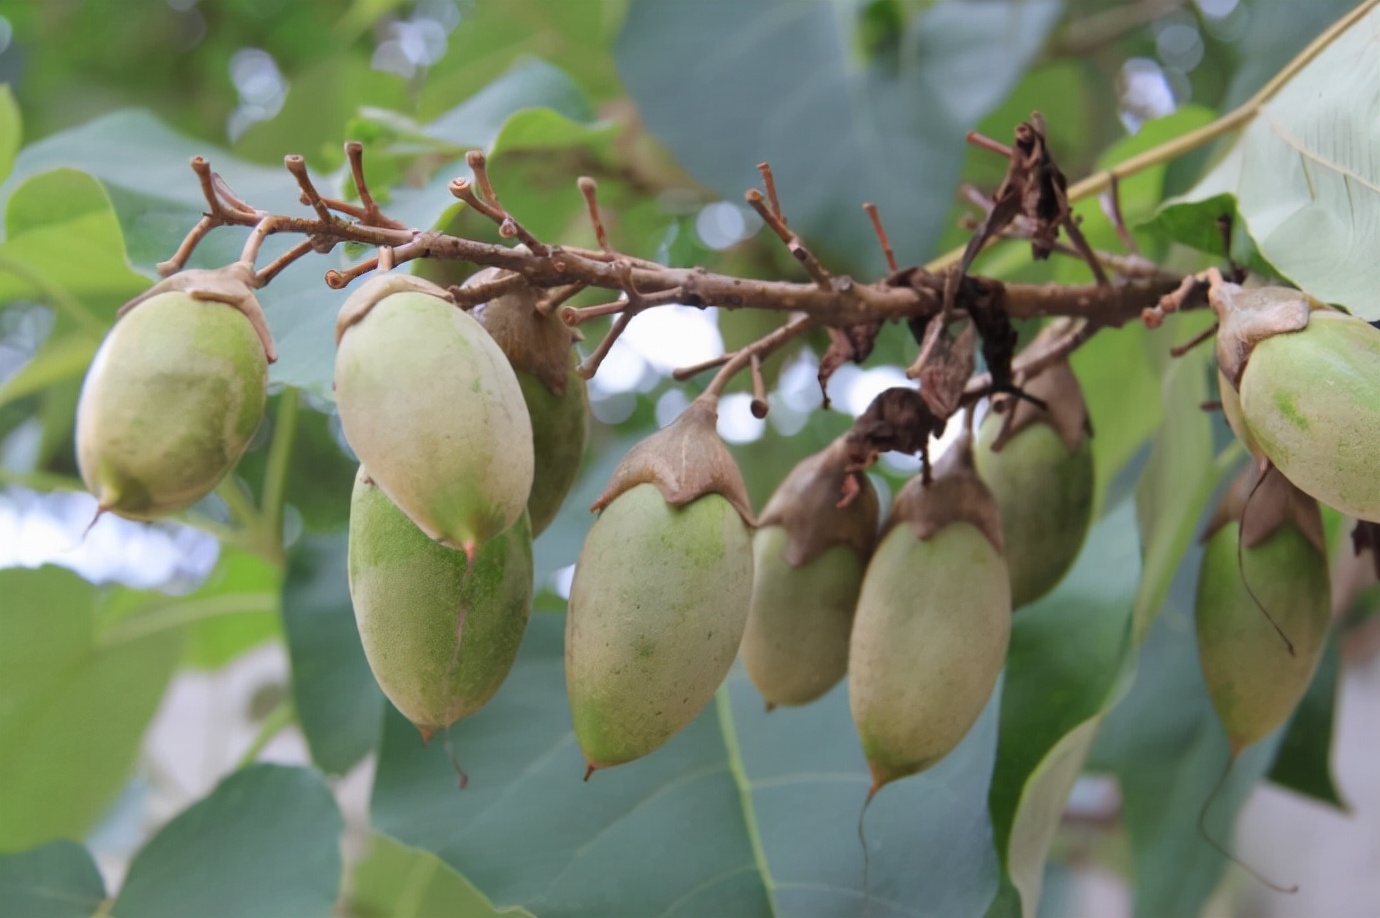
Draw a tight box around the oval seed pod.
[849,441,1011,796]
[1210,280,1380,519]
[742,436,879,708]
[974,359,1093,608]
[77,265,273,520]
[348,466,533,740]
[334,273,534,557]
[565,397,755,772]
[466,268,589,536]
[1195,464,1330,755]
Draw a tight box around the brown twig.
[465,151,548,255]
[757,162,785,223]
[745,187,833,290]
[863,202,898,273]
[578,176,613,255]
[749,354,769,418]
[576,311,634,380]
[704,314,814,399]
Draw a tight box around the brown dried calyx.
[590,395,754,524]
[758,436,880,568]
[988,357,1089,453]
[1203,460,1325,554]
[887,435,1004,554]
[1209,272,1325,388]
[120,260,277,362]
[466,267,577,397]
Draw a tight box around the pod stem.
[1197,752,1299,895]
[1238,464,1297,657]
[442,727,469,790]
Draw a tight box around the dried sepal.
[758,436,879,567]
[467,267,576,397]
[1210,280,1321,387]
[335,272,455,344]
[591,395,754,524]
[887,436,1004,554]
[119,260,277,362]
[989,358,1089,453]
[1203,460,1326,555]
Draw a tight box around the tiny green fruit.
[334,274,534,555]
[849,443,1011,795]
[742,437,878,707]
[974,360,1093,607]
[565,398,754,772]
[77,274,270,520]
[348,466,533,739]
[1195,465,1330,755]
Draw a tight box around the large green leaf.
[1160,4,1380,319]
[986,501,1139,918]
[0,840,105,918]
[617,0,1063,275]
[177,548,282,670]
[1265,633,1345,809]
[112,764,344,918]
[347,834,536,918]
[281,534,385,776]
[0,85,19,185]
[371,613,1004,917]
[0,566,183,851]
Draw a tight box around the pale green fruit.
[334,276,534,555]
[1195,518,1329,755]
[515,359,588,536]
[76,291,267,519]
[1218,369,1263,457]
[566,483,753,770]
[975,415,1093,608]
[348,467,533,739]
[849,473,1011,792]
[743,530,866,707]
[1236,311,1380,520]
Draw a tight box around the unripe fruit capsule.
[348,467,533,740]
[77,290,268,519]
[334,274,534,556]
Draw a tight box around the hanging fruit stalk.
[742,435,879,708]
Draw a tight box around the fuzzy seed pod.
[466,268,589,536]
[849,441,1011,796]
[77,265,273,520]
[974,359,1093,608]
[348,466,533,740]
[334,273,534,557]
[1195,464,1330,755]
[565,398,754,772]
[1211,281,1380,520]
[741,437,879,708]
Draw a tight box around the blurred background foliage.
[0,1,1376,917]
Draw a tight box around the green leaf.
[0,567,183,851]
[347,834,537,918]
[1161,5,1380,319]
[0,334,96,409]
[179,548,283,670]
[1069,323,1161,513]
[282,534,385,775]
[112,764,344,918]
[0,86,19,185]
[617,0,1063,275]
[372,613,1003,917]
[1266,633,1345,810]
[987,502,1139,917]
[1132,337,1222,642]
[0,840,105,918]
[235,397,357,534]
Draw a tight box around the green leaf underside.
[0,840,106,918]
[111,764,343,918]
[1266,634,1345,809]
[617,0,1063,276]
[0,566,183,851]
[1160,5,1380,320]
[372,613,1004,917]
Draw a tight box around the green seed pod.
[742,437,878,708]
[566,397,755,773]
[1195,464,1330,755]
[849,442,1011,796]
[974,359,1093,608]
[348,466,533,740]
[466,268,589,537]
[76,264,273,520]
[1211,280,1380,519]
[335,273,534,557]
